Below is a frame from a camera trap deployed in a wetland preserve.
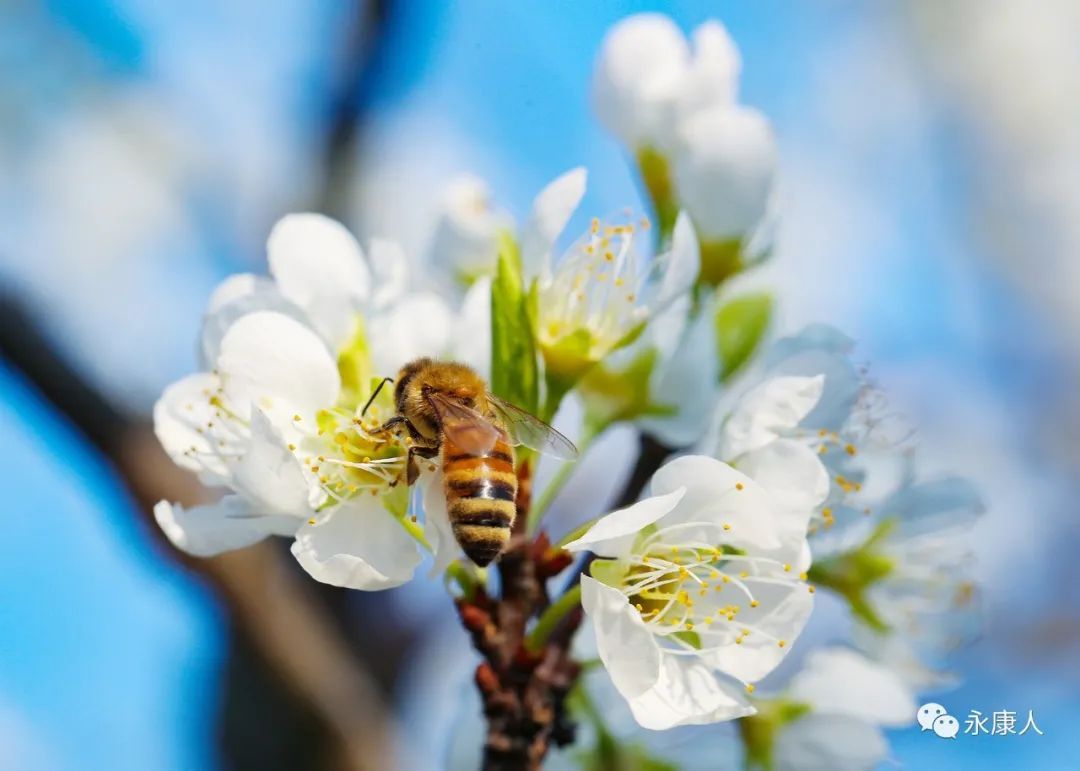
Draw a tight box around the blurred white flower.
[674,105,778,249]
[566,455,814,729]
[836,476,983,690]
[592,14,739,153]
[748,647,915,771]
[593,13,774,261]
[429,174,514,283]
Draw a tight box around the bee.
[371,358,577,566]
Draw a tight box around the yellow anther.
[845,444,857,456]
[783,564,791,572]
[750,600,760,608]
[735,482,744,491]
[746,684,756,694]
[308,518,316,525]
[808,585,816,594]
[739,571,748,579]
[287,443,297,451]
[799,572,808,581]
[722,575,731,584]
[818,428,827,437]
[777,640,787,648]
[735,637,743,645]
[293,414,302,422]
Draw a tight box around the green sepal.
[578,347,673,428]
[807,518,897,633]
[636,145,678,242]
[698,237,744,288]
[739,699,813,771]
[716,293,773,382]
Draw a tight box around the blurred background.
[2,1,1079,769]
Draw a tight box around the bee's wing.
[427,392,505,456]
[486,394,579,460]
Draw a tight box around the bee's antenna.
[361,377,394,417]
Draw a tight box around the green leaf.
[716,293,773,381]
[490,231,539,413]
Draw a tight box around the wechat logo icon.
[918,703,958,739]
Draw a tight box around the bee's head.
[395,358,487,438]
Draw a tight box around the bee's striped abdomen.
[443,438,517,567]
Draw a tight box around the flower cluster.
[155,213,485,589]
[594,13,777,283]
[148,11,983,771]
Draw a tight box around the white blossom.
[593,14,740,153]
[429,174,514,283]
[534,182,698,383]
[769,648,915,771]
[674,105,778,244]
[154,215,484,590]
[566,455,814,729]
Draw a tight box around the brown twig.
[456,433,675,770]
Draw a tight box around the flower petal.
[581,576,661,700]
[291,501,422,591]
[368,293,453,376]
[654,211,700,309]
[593,13,690,149]
[677,21,741,119]
[787,648,916,727]
[638,295,716,447]
[773,714,888,771]
[703,582,813,683]
[154,372,236,483]
[200,273,302,367]
[674,105,777,240]
[765,325,860,431]
[627,653,752,730]
[650,456,780,551]
[738,439,827,564]
[154,496,298,558]
[720,375,824,459]
[423,471,459,576]
[233,408,312,516]
[454,276,492,380]
[267,213,370,347]
[217,310,340,422]
[367,238,409,310]
[431,174,511,277]
[520,167,587,281]
[564,488,686,558]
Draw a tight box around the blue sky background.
[1,1,1077,769]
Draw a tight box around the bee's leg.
[406,444,439,486]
